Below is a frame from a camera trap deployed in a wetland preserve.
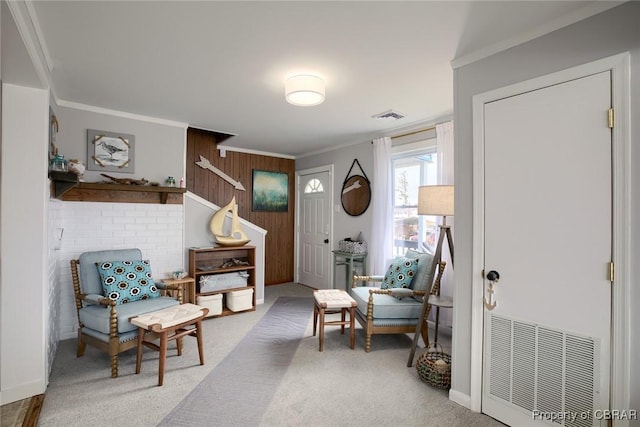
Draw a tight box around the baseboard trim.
[0,381,45,406]
[449,389,472,410]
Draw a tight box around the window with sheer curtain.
[370,122,452,276]
[392,146,438,257]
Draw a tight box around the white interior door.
[482,72,612,427]
[297,170,332,289]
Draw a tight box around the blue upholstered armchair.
[70,248,183,377]
[351,249,444,352]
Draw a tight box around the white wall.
[46,96,61,384]
[47,199,62,377]
[0,83,49,404]
[184,192,267,303]
[54,201,185,341]
[452,2,639,419]
[43,103,189,341]
[54,104,187,185]
[296,141,373,288]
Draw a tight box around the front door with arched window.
[297,168,332,289]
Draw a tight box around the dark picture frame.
[341,159,371,216]
[87,129,135,173]
[341,174,371,216]
[252,170,288,212]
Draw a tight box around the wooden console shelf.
[189,246,256,318]
[53,182,186,204]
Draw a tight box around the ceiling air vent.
[372,109,405,120]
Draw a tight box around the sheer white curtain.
[436,121,454,327]
[437,121,454,185]
[370,137,393,275]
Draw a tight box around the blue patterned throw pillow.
[97,260,159,305]
[404,249,434,291]
[381,257,418,290]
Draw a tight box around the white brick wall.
[47,200,63,379]
[53,201,185,341]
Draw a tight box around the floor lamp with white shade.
[407,185,454,367]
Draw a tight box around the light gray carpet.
[38,283,504,427]
[159,296,312,426]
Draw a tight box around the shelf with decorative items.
[189,246,256,318]
[55,182,186,204]
[48,171,79,198]
[49,174,186,205]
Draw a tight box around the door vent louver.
[488,315,598,427]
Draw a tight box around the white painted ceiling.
[27,1,619,157]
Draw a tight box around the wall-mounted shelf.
[49,171,79,198]
[50,177,186,204]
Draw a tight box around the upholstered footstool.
[313,289,357,351]
[130,303,209,386]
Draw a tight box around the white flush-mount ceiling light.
[285,74,325,107]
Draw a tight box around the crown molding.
[451,1,625,69]
[217,145,295,160]
[6,0,51,89]
[56,99,189,129]
[296,114,452,160]
[24,1,53,73]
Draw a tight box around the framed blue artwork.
[252,170,288,212]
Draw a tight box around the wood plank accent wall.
[186,128,295,285]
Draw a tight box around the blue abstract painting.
[252,170,288,212]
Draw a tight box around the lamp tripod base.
[407,224,454,367]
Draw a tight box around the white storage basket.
[196,294,223,317]
[226,288,254,312]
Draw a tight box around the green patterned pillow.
[97,260,159,305]
[381,257,418,290]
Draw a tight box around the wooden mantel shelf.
[52,180,186,205]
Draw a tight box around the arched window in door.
[304,178,324,193]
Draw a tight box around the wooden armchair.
[352,249,445,352]
[70,248,183,377]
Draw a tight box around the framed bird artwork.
[87,129,135,173]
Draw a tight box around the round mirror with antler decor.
[341,159,371,216]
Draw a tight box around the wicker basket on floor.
[416,344,451,389]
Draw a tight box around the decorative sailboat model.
[210,196,250,247]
